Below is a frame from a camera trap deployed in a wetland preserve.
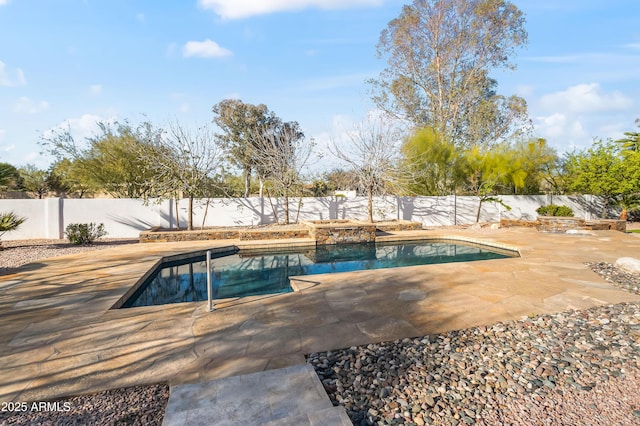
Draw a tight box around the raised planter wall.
[302,220,377,245]
[139,228,240,243]
[536,217,586,233]
[501,217,626,233]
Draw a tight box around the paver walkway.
[162,364,351,426]
[1,228,639,405]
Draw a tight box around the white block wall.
[0,194,619,240]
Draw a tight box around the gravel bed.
[0,383,168,426]
[587,261,640,295]
[0,238,138,274]
[308,263,640,426]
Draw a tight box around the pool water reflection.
[122,241,516,308]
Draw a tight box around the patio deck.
[1,227,639,403]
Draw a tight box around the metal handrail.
[206,250,215,311]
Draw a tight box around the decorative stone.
[614,257,640,274]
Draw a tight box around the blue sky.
[1,0,639,172]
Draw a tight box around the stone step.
[261,406,352,426]
[163,364,346,426]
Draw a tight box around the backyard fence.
[0,194,615,240]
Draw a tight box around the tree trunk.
[174,197,180,230]
[284,192,289,224]
[620,208,628,221]
[367,189,374,223]
[187,196,194,231]
[601,196,609,219]
[202,198,210,230]
[243,170,251,198]
[476,198,483,223]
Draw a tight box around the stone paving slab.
[1,228,639,405]
[162,364,343,426]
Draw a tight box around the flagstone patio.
[1,227,639,403]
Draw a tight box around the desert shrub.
[0,212,27,248]
[0,211,26,235]
[65,223,107,245]
[536,204,574,217]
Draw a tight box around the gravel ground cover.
[0,384,168,426]
[308,263,640,425]
[1,235,640,425]
[0,239,138,275]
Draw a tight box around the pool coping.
[114,235,521,309]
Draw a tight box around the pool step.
[162,364,352,426]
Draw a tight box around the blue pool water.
[121,241,516,308]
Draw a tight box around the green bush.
[65,223,107,245]
[536,204,574,217]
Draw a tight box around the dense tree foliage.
[212,99,280,197]
[41,121,160,198]
[564,139,640,218]
[47,158,97,198]
[615,118,640,154]
[17,165,49,199]
[401,127,464,195]
[371,0,529,147]
[0,162,22,191]
[402,129,558,198]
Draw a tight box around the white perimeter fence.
[0,194,617,240]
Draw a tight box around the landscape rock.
[308,261,640,426]
[615,257,640,274]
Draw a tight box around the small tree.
[141,122,223,231]
[462,144,522,222]
[564,139,631,218]
[0,162,22,191]
[401,127,466,196]
[249,121,313,224]
[18,164,50,198]
[331,114,404,223]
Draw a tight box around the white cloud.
[0,61,26,87]
[179,103,190,113]
[539,83,633,114]
[13,97,49,114]
[182,39,232,58]
[0,0,9,6]
[198,0,383,19]
[42,114,118,146]
[515,85,534,97]
[297,72,373,93]
[534,113,588,151]
[89,84,102,95]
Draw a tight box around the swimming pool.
[121,240,517,308]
